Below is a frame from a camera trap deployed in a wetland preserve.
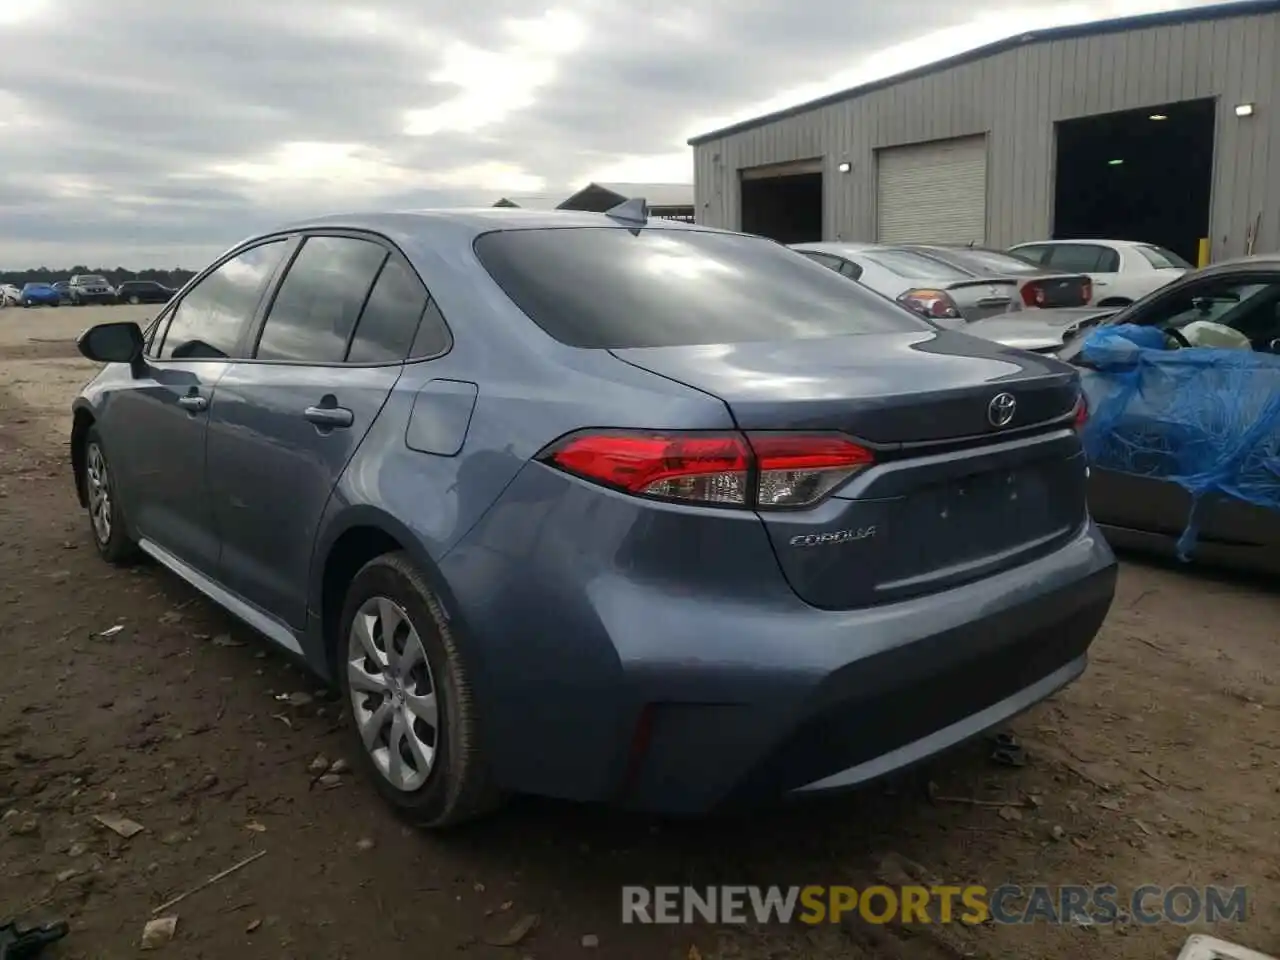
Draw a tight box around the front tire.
[83,427,139,565]
[337,552,501,828]
[128,295,140,305]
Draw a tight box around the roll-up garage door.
[876,136,988,245]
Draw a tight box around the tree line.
[0,267,197,288]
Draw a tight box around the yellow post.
[1197,237,1210,267]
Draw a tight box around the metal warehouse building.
[689,0,1279,264]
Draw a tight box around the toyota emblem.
[987,392,1017,427]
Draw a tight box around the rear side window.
[256,236,388,363]
[473,228,930,348]
[347,257,430,363]
[160,240,290,359]
[1136,245,1193,270]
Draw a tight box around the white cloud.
[403,8,587,137]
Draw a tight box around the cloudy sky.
[1,0,1223,267]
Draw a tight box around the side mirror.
[78,321,144,364]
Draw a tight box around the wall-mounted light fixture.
[1108,158,1124,166]
[1235,103,1255,117]
[837,161,852,173]
[1148,113,1168,121]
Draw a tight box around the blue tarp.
[1078,323,1280,559]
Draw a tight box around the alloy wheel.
[85,442,112,544]
[347,596,440,792]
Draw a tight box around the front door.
[205,234,430,628]
[106,239,292,575]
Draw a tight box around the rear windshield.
[862,249,970,280]
[77,275,108,283]
[1135,245,1192,269]
[473,228,930,348]
[929,248,1044,276]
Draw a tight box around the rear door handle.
[177,395,208,413]
[304,405,354,429]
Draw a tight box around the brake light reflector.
[539,430,875,509]
[1021,281,1047,308]
[749,433,875,507]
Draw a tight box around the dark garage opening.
[740,170,823,243]
[1053,98,1214,264]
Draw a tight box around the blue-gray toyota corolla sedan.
[70,207,1117,827]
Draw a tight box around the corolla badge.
[789,527,877,547]
[987,391,1017,427]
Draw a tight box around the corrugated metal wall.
[693,9,1280,259]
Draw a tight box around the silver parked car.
[791,242,1016,322]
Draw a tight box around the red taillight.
[1081,279,1093,304]
[748,433,875,507]
[899,288,961,320]
[1021,282,1047,308]
[540,430,873,509]
[1073,394,1088,430]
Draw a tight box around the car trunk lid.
[612,329,1087,607]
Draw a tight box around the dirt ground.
[1,305,1277,960]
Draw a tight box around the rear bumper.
[73,292,115,303]
[440,465,1117,814]
[623,536,1113,813]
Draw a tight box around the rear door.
[205,233,431,628]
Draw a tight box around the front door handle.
[304,405,354,429]
[177,395,208,413]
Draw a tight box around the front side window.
[474,227,931,349]
[1132,277,1278,333]
[255,236,389,363]
[159,240,290,360]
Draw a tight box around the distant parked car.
[0,284,21,307]
[790,242,1114,353]
[68,208,1117,827]
[793,242,1037,322]
[69,275,116,305]
[116,280,174,305]
[20,282,62,307]
[1007,239,1190,307]
[52,280,73,303]
[891,245,1094,312]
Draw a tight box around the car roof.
[1011,238,1152,249]
[272,207,723,248]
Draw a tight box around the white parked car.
[1006,239,1191,307]
[1,284,22,307]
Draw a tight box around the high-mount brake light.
[540,430,874,509]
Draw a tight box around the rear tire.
[337,552,502,829]
[128,295,140,305]
[83,427,140,565]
